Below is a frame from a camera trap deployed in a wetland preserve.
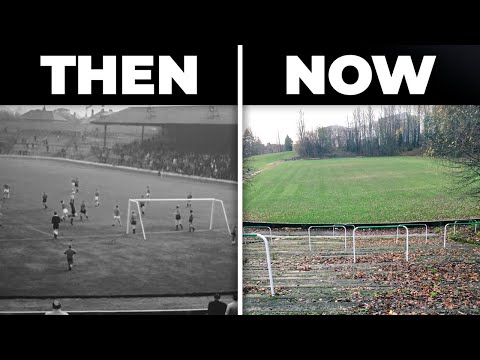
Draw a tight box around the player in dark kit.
[42,192,48,209]
[175,206,183,231]
[79,200,88,221]
[64,244,77,271]
[74,177,79,193]
[231,225,237,245]
[69,199,76,225]
[130,210,137,234]
[139,195,146,215]
[188,210,195,232]
[52,211,61,239]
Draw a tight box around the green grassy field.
[0,157,237,303]
[244,156,480,224]
[244,151,295,173]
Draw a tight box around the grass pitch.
[243,155,480,224]
[0,157,237,300]
[244,151,295,173]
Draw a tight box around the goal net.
[126,198,231,240]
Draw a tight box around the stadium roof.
[22,109,70,122]
[90,105,237,126]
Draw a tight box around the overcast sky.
[1,105,131,117]
[244,105,385,144]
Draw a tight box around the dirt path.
[245,160,285,179]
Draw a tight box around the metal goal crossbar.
[126,198,231,240]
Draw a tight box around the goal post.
[126,198,231,240]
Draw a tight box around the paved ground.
[243,229,480,315]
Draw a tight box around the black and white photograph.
[0,105,238,315]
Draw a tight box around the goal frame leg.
[134,200,146,240]
[126,200,131,234]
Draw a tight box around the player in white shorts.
[112,205,121,226]
[3,184,10,199]
[146,186,151,199]
[94,189,100,207]
[60,200,70,221]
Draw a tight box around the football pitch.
[0,157,237,305]
[244,155,480,224]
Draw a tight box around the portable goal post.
[126,198,231,240]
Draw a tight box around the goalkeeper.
[130,210,137,234]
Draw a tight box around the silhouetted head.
[214,293,221,300]
[52,300,62,310]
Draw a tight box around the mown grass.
[244,151,296,173]
[244,156,480,224]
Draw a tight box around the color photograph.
[243,105,480,315]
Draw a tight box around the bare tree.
[425,105,480,197]
[296,109,307,157]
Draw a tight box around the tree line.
[243,105,479,195]
[243,128,293,158]
[296,105,430,158]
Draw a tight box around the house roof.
[89,105,237,126]
[22,110,70,122]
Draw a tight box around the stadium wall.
[0,155,237,185]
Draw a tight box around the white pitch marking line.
[26,226,52,237]
[0,228,223,242]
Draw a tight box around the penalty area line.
[26,226,52,237]
[0,228,227,242]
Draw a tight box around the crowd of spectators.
[110,138,236,181]
[2,127,236,181]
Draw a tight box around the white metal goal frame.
[243,233,275,296]
[126,198,231,240]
